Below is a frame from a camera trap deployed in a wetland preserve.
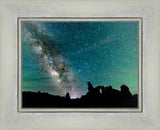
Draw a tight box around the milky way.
[22,21,139,97]
[22,22,81,98]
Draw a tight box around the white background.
[0,0,160,130]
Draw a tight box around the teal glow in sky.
[22,21,138,98]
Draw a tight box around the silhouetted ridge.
[22,82,138,108]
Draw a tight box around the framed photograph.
[18,17,142,112]
[0,0,160,130]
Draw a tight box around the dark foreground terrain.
[22,82,138,108]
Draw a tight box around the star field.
[22,21,138,98]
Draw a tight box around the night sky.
[22,21,138,98]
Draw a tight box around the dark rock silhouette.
[22,82,138,108]
[66,92,71,100]
[121,85,132,97]
[88,82,94,92]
